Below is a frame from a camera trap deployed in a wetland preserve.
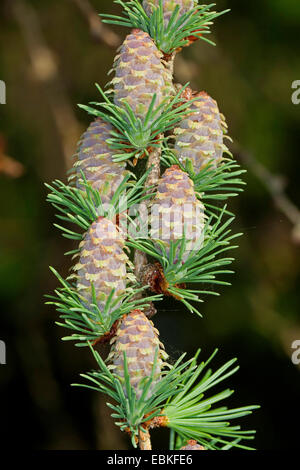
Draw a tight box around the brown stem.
[134,54,176,309]
[145,142,163,191]
[134,139,162,280]
[163,52,176,76]
[138,428,152,451]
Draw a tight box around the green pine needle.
[79,83,202,163]
[162,148,246,218]
[100,1,229,54]
[46,267,163,347]
[46,169,154,246]
[164,349,259,450]
[127,207,241,316]
[74,346,259,449]
[73,345,194,445]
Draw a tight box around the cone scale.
[180,440,205,450]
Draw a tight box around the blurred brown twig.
[0,134,25,178]
[11,0,82,171]
[234,144,300,244]
[70,0,122,48]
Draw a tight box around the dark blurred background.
[0,0,300,450]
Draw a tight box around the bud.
[112,29,172,124]
[109,310,167,399]
[150,165,205,261]
[73,118,127,205]
[74,217,128,313]
[174,91,228,172]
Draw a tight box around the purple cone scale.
[143,0,195,27]
[112,29,172,123]
[151,165,205,260]
[180,440,205,450]
[74,217,128,313]
[174,91,228,172]
[109,310,168,399]
[73,118,127,204]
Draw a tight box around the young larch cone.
[150,165,205,261]
[143,0,195,26]
[108,310,168,399]
[72,118,127,204]
[112,29,173,123]
[74,217,128,314]
[174,91,228,172]
[180,440,205,450]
